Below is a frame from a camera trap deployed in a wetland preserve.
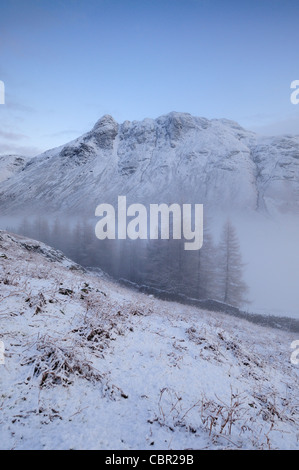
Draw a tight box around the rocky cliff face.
[0,112,298,216]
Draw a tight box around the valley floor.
[0,230,298,450]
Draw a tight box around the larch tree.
[216,219,249,307]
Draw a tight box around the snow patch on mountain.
[0,155,31,184]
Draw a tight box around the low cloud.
[4,95,35,114]
[0,130,28,141]
[45,129,80,139]
[0,142,42,157]
[248,114,299,136]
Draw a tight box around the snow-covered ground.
[0,230,298,450]
[0,154,30,184]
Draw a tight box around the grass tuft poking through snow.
[0,230,298,450]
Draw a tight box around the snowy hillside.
[0,230,298,450]
[0,113,299,215]
[0,155,31,184]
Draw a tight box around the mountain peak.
[1,112,299,216]
[92,114,117,130]
[91,114,118,149]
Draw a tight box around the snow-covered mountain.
[0,154,30,184]
[1,230,298,450]
[0,112,298,216]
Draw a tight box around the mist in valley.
[2,208,298,319]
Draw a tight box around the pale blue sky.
[0,0,299,155]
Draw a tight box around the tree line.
[9,216,249,307]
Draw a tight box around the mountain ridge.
[0,112,298,216]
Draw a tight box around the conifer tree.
[216,219,249,307]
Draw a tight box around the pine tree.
[216,219,249,307]
[197,225,217,299]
